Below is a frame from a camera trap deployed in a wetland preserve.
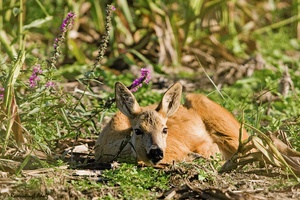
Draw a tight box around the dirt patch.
[157,159,300,200]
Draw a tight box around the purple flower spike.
[110,5,116,11]
[32,65,43,74]
[29,65,43,88]
[129,68,151,92]
[45,81,55,88]
[61,12,76,32]
[51,11,76,68]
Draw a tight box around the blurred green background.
[2,0,300,80]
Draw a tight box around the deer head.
[115,82,182,165]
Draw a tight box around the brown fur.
[94,82,248,165]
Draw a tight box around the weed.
[101,163,170,199]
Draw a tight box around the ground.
[1,137,300,200]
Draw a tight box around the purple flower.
[51,11,76,69]
[61,12,76,32]
[141,68,151,84]
[45,81,55,88]
[29,65,43,88]
[53,38,59,49]
[32,65,43,74]
[53,12,76,52]
[110,5,116,11]
[130,68,151,92]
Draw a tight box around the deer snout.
[147,146,164,164]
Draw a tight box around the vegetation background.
[1,0,300,199]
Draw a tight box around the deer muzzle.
[147,146,164,164]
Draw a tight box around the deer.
[94,82,248,166]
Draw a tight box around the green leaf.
[12,7,20,16]
[28,107,41,115]
[23,16,53,30]
[0,30,16,60]
[68,39,87,64]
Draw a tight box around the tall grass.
[103,0,299,69]
[1,0,26,153]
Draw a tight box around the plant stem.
[19,0,23,50]
[254,15,300,35]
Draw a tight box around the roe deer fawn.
[95,82,248,166]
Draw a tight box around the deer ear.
[157,82,182,117]
[115,82,142,118]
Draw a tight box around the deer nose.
[148,147,163,164]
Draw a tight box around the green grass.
[101,164,170,199]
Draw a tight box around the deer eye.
[134,129,143,135]
[162,128,168,134]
